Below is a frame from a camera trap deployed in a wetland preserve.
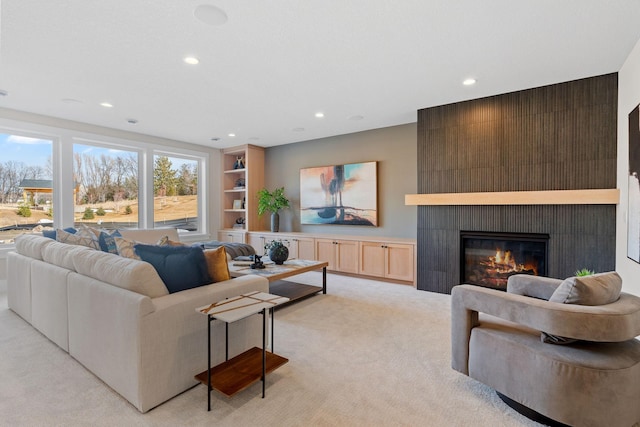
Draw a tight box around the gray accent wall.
[264,123,417,238]
[417,74,618,294]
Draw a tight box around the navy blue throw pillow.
[134,244,212,293]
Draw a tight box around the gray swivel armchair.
[451,273,640,427]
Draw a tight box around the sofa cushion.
[203,247,231,282]
[72,248,169,298]
[56,228,99,250]
[134,244,212,293]
[15,233,55,260]
[42,240,94,270]
[549,272,622,306]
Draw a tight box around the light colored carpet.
[0,273,541,426]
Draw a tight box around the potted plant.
[257,187,290,232]
[575,268,595,276]
[265,239,289,264]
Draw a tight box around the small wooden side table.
[194,291,289,411]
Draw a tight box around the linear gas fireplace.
[461,231,549,290]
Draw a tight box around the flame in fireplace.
[488,249,537,275]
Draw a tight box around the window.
[73,143,139,229]
[0,119,210,247]
[153,154,199,233]
[0,133,53,244]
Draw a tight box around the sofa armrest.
[67,272,156,411]
[506,274,562,300]
[451,284,640,374]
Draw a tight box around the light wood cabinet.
[247,233,277,256]
[289,236,315,260]
[359,241,414,282]
[247,232,315,260]
[315,238,358,274]
[220,145,264,232]
[244,231,415,284]
[217,230,246,243]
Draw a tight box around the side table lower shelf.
[194,347,288,397]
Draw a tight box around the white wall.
[616,38,640,296]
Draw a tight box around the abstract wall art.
[300,161,377,226]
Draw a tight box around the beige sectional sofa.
[7,229,269,412]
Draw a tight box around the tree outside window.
[0,134,53,244]
[153,155,199,232]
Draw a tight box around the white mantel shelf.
[404,189,620,206]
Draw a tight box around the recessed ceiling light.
[61,98,82,104]
[315,112,324,118]
[194,4,228,26]
[292,127,305,132]
[463,78,477,86]
[126,118,138,125]
[100,102,113,108]
[228,133,236,137]
[0,90,8,97]
[348,115,364,121]
[184,56,200,65]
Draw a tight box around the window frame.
[0,118,212,250]
[150,149,207,236]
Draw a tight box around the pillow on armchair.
[543,271,622,344]
[549,272,622,305]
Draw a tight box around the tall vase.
[270,212,279,232]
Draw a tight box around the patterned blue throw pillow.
[42,227,77,240]
[98,229,122,254]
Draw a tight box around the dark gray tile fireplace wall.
[417,73,617,294]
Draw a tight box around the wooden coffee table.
[228,259,328,305]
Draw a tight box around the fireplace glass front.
[461,231,549,290]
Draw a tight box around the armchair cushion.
[549,271,622,306]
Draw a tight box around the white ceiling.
[1,0,640,149]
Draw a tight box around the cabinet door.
[217,231,246,244]
[294,237,315,260]
[359,241,386,277]
[315,239,336,270]
[385,243,414,282]
[335,240,358,274]
[247,234,267,255]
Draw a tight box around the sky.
[0,133,196,171]
[0,133,52,167]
